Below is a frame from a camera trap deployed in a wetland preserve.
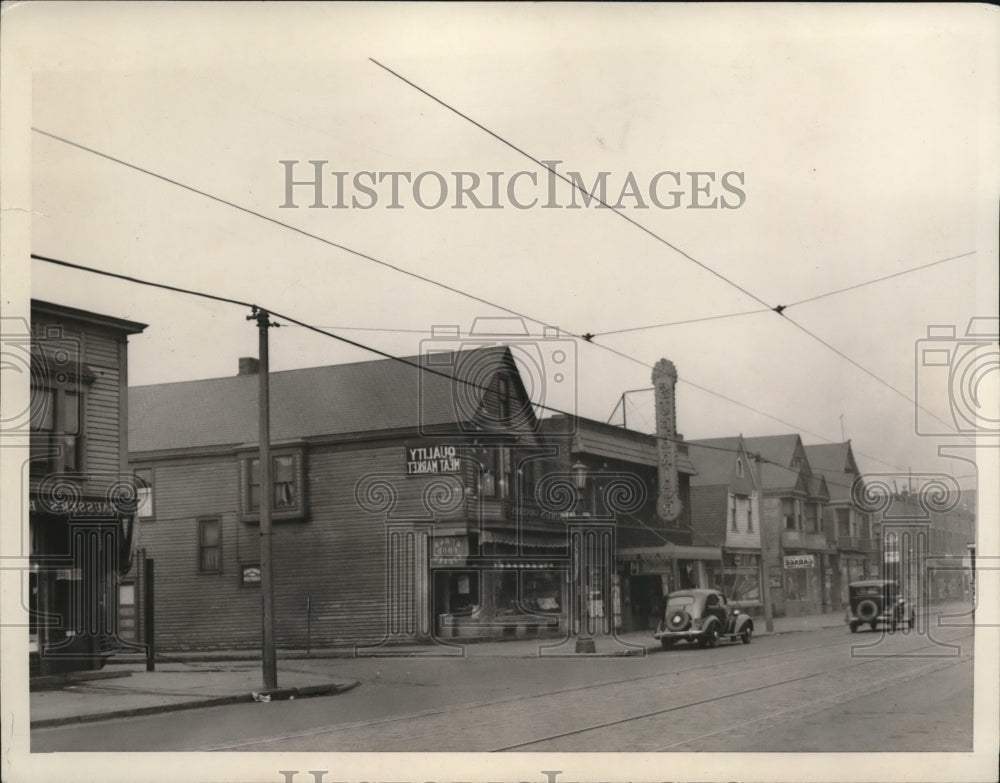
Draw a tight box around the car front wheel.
[699,628,719,648]
[741,625,752,644]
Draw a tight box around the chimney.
[652,358,682,523]
[238,357,260,376]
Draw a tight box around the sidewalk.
[30,608,847,729]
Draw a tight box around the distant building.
[742,435,833,616]
[686,436,764,611]
[28,300,147,676]
[804,441,876,605]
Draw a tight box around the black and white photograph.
[1,3,997,783]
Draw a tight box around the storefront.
[718,551,763,611]
[616,544,723,631]
[781,552,826,616]
[29,498,136,676]
[431,529,567,640]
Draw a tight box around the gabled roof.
[804,442,858,502]
[685,437,753,488]
[130,345,526,453]
[742,434,818,493]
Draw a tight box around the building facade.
[27,300,147,676]
[742,435,833,616]
[128,346,601,651]
[687,436,764,612]
[804,441,876,606]
[539,415,705,634]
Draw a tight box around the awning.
[617,543,723,561]
[481,530,567,549]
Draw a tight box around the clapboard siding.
[132,439,461,650]
[690,485,726,547]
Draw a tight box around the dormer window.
[736,458,744,478]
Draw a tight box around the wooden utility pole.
[250,307,278,691]
[754,453,775,632]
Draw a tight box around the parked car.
[653,589,753,650]
[847,579,915,632]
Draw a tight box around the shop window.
[135,468,154,519]
[198,518,222,573]
[30,386,83,474]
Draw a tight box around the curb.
[30,680,358,730]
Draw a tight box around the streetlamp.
[569,459,597,652]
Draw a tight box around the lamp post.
[570,459,597,652]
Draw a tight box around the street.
[33,611,974,753]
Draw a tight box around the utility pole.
[249,306,278,691]
[754,454,775,632]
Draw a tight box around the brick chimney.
[238,357,259,375]
[652,358,682,523]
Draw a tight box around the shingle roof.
[129,346,516,453]
[803,442,858,501]
[685,437,744,486]
[742,434,815,492]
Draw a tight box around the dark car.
[653,588,754,650]
[847,579,915,632]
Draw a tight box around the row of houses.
[24,301,977,670]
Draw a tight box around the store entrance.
[627,574,664,631]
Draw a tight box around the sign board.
[884,551,900,563]
[405,445,461,475]
[783,554,815,569]
[430,535,469,566]
[241,565,261,585]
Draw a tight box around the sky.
[2,4,999,782]
[8,3,998,491]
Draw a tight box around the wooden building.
[127,346,592,651]
[28,300,147,676]
[686,436,764,611]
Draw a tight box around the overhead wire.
[367,59,972,441]
[31,121,953,469]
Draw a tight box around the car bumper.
[653,629,707,641]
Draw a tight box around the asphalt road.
[32,614,974,753]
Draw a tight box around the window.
[498,375,512,425]
[782,498,797,530]
[248,454,299,512]
[748,498,753,532]
[135,468,154,519]
[198,518,222,573]
[477,448,508,499]
[736,458,744,478]
[805,502,819,533]
[730,496,738,531]
[30,386,82,474]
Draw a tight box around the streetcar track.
[490,631,974,751]
[196,626,970,752]
[195,633,857,750]
[652,656,971,751]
